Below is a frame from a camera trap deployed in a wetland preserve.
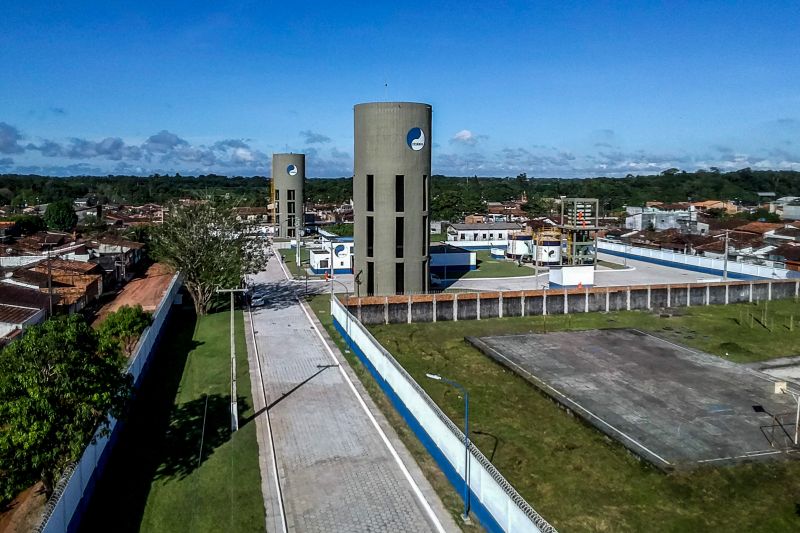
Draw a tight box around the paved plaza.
[469,329,800,470]
[244,256,457,532]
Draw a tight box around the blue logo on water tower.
[287,164,298,176]
[406,128,425,151]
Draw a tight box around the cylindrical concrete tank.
[271,153,305,238]
[506,236,533,259]
[534,240,562,264]
[353,102,431,296]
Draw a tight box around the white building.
[446,222,525,249]
[429,244,476,279]
[308,237,354,275]
[625,207,708,235]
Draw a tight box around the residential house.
[0,283,52,342]
[769,243,800,271]
[233,207,269,222]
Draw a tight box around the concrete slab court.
[468,329,800,471]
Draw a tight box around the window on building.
[367,174,374,211]
[460,232,465,240]
[422,215,428,255]
[288,215,295,227]
[287,189,295,201]
[275,215,280,224]
[482,233,487,239]
[489,233,494,239]
[395,217,404,258]
[275,190,280,201]
[320,259,329,269]
[395,175,404,212]
[367,216,374,256]
[395,263,404,295]
[422,260,427,292]
[473,233,478,240]
[287,201,295,214]
[422,175,428,211]
[367,261,374,295]
[288,228,295,237]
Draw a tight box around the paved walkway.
[244,256,458,532]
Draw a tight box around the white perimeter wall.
[598,239,798,279]
[331,297,555,533]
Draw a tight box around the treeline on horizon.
[0,168,796,220]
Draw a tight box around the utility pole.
[46,245,53,316]
[216,287,247,432]
[723,229,730,280]
[296,232,302,270]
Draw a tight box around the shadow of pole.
[241,364,338,426]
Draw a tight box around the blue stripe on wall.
[333,318,505,533]
[600,248,765,280]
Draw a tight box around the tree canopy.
[0,168,798,223]
[97,305,152,357]
[151,200,268,315]
[0,315,131,502]
[44,199,78,231]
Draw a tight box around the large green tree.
[151,200,269,315]
[0,315,131,501]
[97,305,152,357]
[6,214,46,235]
[44,199,78,231]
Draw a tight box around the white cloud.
[451,129,486,146]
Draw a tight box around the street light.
[329,277,351,300]
[426,372,471,522]
[775,381,800,446]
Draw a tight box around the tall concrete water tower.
[271,153,305,238]
[353,102,431,296]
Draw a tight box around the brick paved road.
[245,257,458,532]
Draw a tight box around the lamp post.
[723,229,730,281]
[216,286,247,432]
[329,277,351,300]
[426,373,471,522]
[775,381,800,446]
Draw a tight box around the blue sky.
[1,1,799,178]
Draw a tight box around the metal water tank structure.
[353,102,431,296]
[271,153,305,238]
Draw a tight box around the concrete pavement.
[446,252,718,292]
[244,255,458,532]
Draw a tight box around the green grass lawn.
[596,258,626,270]
[79,308,264,533]
[431,231,446,242]
[364,299,800,532]
[462,250,539,279]
[278,247,323,279]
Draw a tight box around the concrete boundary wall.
[37,273,183,533]
[331,296,556,533]
[598,239,800,280]
[345,279,800,325]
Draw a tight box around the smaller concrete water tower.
[271,153,305,238]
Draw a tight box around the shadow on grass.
[154,393,250,481]
[79,309,200,533]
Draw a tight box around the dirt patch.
[93,263,175,326]
[0,483,47,533]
